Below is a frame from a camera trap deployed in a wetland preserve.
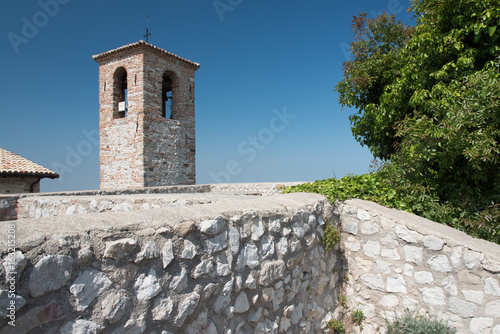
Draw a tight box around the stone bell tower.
[93,41,200,189]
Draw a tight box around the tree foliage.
[335,0,500,218]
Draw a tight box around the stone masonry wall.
[0,177,39,194]
[1,187,499,334]
[0,193,341,334]
[337,199,500,334]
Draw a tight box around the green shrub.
[352,309,365,325]
[327,319,345,334]
[385,312,456,334]
[323,224,341,251]
[284,163,500,245]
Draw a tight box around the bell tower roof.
[92,40,200,69]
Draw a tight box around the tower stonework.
[93,41,199,189]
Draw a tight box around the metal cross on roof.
[144,16,151,43]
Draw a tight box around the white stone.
[259,235,275,260]
[161,239,175,268]
[485,300,500,317]
[404,245,423,264]
[214,279,233,314]
[102,292,129,324]
[122,313,146,334]
[251,219,265,241]
[381,248,400,260]
[483,259,500,273]
[386,275,406,293]
[356,257,373,272]
[205,232,227,254]
[360,274,384,291]
[199,217,225,235]
[360,222,379,235]
[169,267,188,293]
[234,292,250,313]
[442,275,458,296]
[402,296,419,311]
[376,259,392,275]
[244,273,257,289]
[236,243,259,270]
[259,260,286,286]
[228,226,240,254]
[181,240,198,259]
[134,268,161,302]
[404,264,414,277]
[470,318,493,334]
[463,251,484,269]
[29,255,74,297]
[269,219,281,233]
[174,291,200,327]
[234,275,243,293]
[192,259,214,279]
[449,297,478,318]
[357,209,371,220]
[395,225,421,243]
[104,238,137,260]
[276,237,288,256]
[60,320,104,334]
[462,290,484,305]
[135,241,160,263]
[379,295,399,308]
[451,246,463,268]
[420,287,446,305]
[363,240,380,259]
[215,252,231,277]
[422,236,444,250]
[493,325,500,334]
[346,237,361,252]
[70,269,112,311]
[427,255,452,272]
[415,271,434,284]
[485,277,500,296]
[342,216,358,235]
[380,217,396,230]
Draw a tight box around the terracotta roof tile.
[0,148,59,178]
[92,40,200,68]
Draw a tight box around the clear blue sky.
[0,0,413,192]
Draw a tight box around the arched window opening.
[162,72,174,119]
[113,67,128,118]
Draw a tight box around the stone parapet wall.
[0,183,301,221]
[0,193,341,334]
[338,199,500,334]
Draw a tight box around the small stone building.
[93,41,200,189]
[0,147,59,194]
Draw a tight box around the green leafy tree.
[336,13,414,159]
[336,0,500,214]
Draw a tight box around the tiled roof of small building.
[92,40,200,68]
[0,148,59,179]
